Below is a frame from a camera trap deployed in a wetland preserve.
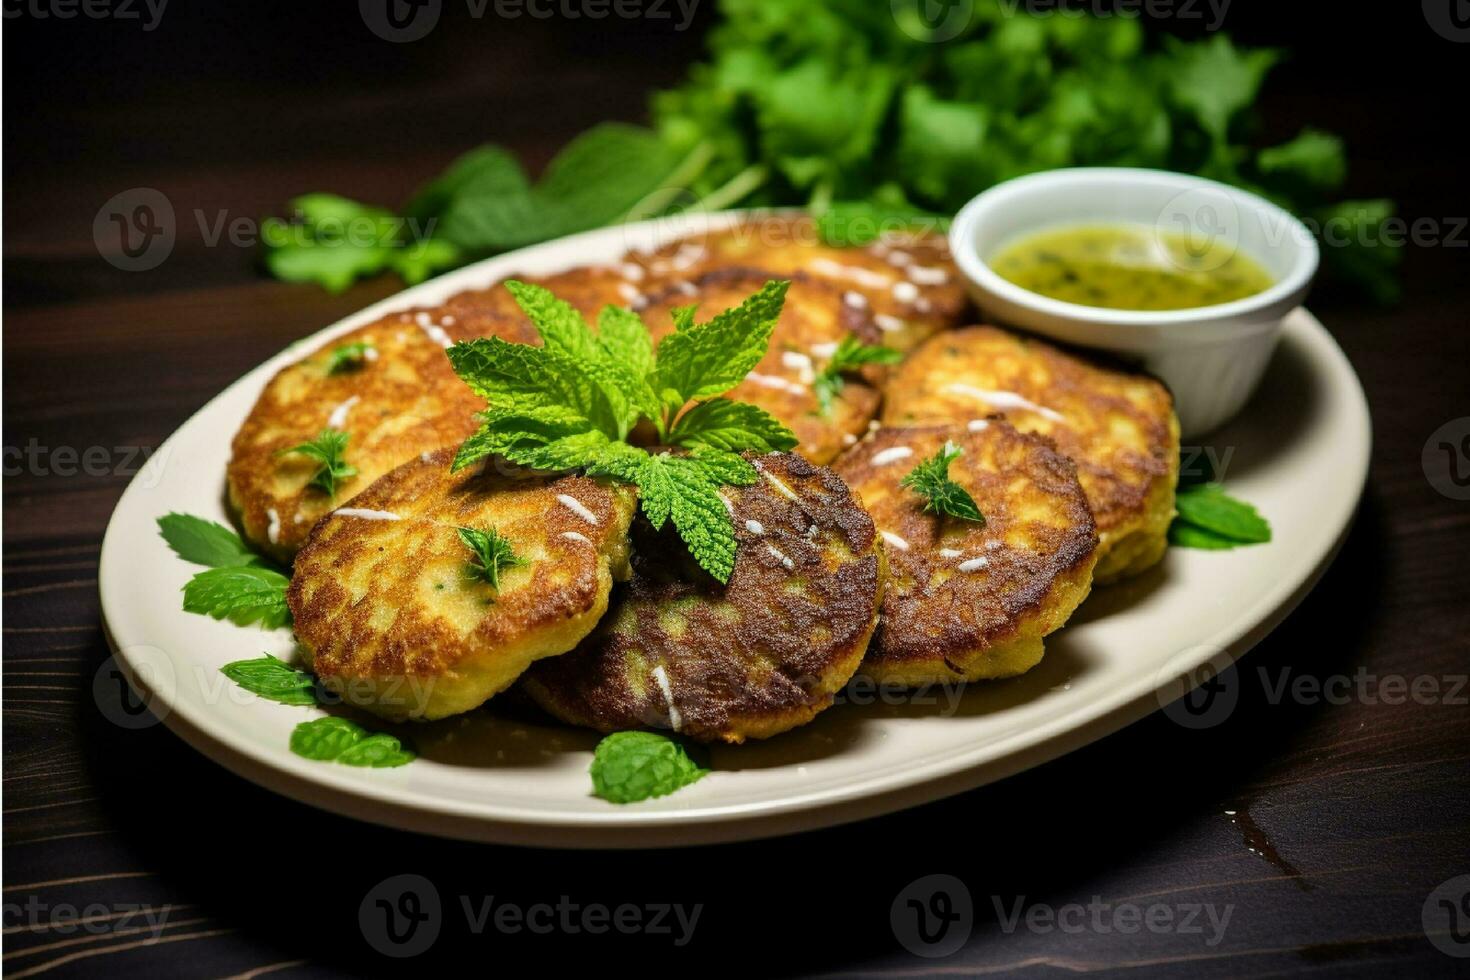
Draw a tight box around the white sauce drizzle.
[556,494,599,524]
[414,312,453,348]
[780,350,815,383]
[885,250,913,267]
[717,492,735,516]
[760,470,800,501]
[967,419,990,432]
[842,432,858,446]
[327,394,360,429]
[746,372,808,397]
[766,543,795,570]
[939,548,963,559]
[745,519,765,535]
[561,530,592,546]
[944,384,1066,422]
[619,262,645,281]
[906,264,949,285]
[871,445,914,466]
[266,508,281,544]
[892,281,920,304]
[617,282,644,305]
[651,665,681,731]
[673,279,698,296]
[842,290,868,309]
[874,313,904,333]
[880,530,910,551]
[809,257,892,290]
[958,556,991,573]
[363,346,380,362]
[334,508,402,521]
[810,340,839,359]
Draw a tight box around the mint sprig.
[447,279,798,583]
[1169,482,1271,549]
[326,341,375,374]
[900,442,985,524]
[811,336,901,415]
[289,716,415,768]
[277,428,357,499]
[590,731,708,804]
[158,514,291,629]
[457,525,524,591]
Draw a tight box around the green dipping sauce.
[989,223,1274,311]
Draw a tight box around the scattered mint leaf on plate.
[289,717,415,768]
[811,336,901,415]
[221,654,318,706]
[590,730,708,804]
[457,526,524,591]
[1170,483,1271,548]
[276,428,357,499]
[157,513,269,569]
[182,566,291,629]
[901,442,985,524]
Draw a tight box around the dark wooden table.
[4,6,1467,977]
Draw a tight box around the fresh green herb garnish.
[447,279,798,583]
[182,566,292,629]
[262,194,461,294]
[1169,482,1271,550]
[158,513,291,628]
[289,716,415,768]
[900,442,985,524]
[221,654,319,706]
[812,336,902,415]
[457,526,524,591]
[157,513,270,569]
[326,341,375,374]
[264,7,1395,303]
[590,731,708,804]
[276,428,357,499]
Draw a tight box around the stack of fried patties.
[229,216,1179,743]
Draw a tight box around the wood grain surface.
[4,5,1467,977]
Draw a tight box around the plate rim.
[97,212,1371,847]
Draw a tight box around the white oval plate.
[99,212,1370,848]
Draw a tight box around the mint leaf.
[597,305,660,419]
[652,280,790,411]
[325,341,375,375]
[448,338,620,437]
[182,566,291,629]
[1172,483,1270,544]
[337,733,417,768]
[1165,34,1280,141]
[900,443,985,524]
[276,428,357,499]
[290,717,365,760]
[385,237,461,285]
[1168,522,1245,550]
[668,398,798,453]
[590,731,708,803]
[1256,128,1347,197]
[457,525,524,590]
[811,336,901,414]
[221,654,319,706]
[649,454,740,582]
[452,405,598,472]
[290,716,415,767]
[687,447,758,486]
[157,513,266,569]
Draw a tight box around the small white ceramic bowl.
[950,168,1320,438]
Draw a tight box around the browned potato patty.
[521,452,885,743]
[624,214,968,353]
[834,423,1097,685]
[227,306,535,563]
[288,448,636,722]
[639,268,886,464]
[441,264,651,323]
[881,327,1179,583]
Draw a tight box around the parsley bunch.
[265,3,1395,303]
[447,280,797,583]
